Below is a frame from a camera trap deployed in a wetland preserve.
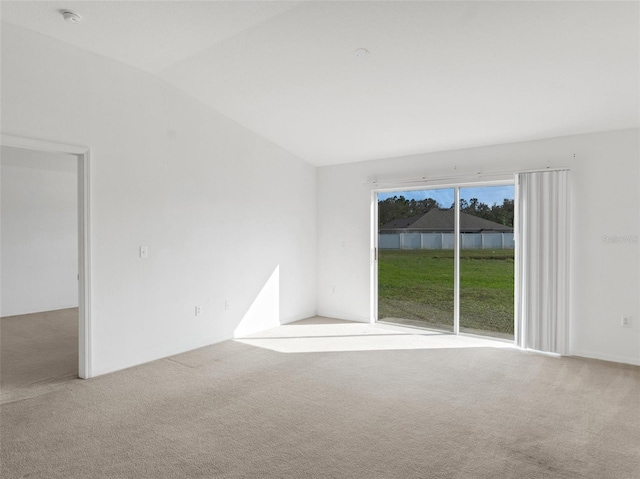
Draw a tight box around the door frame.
[1,134,92,379]
[372,179,515,337]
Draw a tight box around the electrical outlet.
[621,316,632,328]
[224,300,231,311]
[195,305,202,316]
[139,246,148,258]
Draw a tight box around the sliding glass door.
[377,189,455,331]
[376,184,515,340]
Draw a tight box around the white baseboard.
[278,311,319,326]
[570,349,640,366]
[315,310,371,323]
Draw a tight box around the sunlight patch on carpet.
[234,319,516,353]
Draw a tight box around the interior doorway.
[1,146,80,402]
[0,135,91,382]
[376,183,515,340]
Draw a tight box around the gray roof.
[380,209,513,233]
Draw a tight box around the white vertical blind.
[515,170,570,354]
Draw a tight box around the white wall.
[1,23,317,376]
[317,129,640,365]
[1,147,78,316]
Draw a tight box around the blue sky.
[378,185,514,208]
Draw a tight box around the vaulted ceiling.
[2,1,638,166]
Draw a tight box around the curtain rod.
[363,167,570,188]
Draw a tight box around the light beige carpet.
[1,308,78,404]
[1,313,639,479]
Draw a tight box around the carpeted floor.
[1,312,639,479]
[1,308,78,404]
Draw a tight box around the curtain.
[515,170,570,354]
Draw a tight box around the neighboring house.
[380,209,513,234]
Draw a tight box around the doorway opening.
[376,184,515,340]
[0,135,91,386]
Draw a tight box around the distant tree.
[488,199,514,226]
[382,196,514,227]
[378,196,441,227]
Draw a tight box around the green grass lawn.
[378,249,514,335]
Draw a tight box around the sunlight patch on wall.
[233,265,280,337]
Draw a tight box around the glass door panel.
[377,189,455,332]
[458,186,515,339]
